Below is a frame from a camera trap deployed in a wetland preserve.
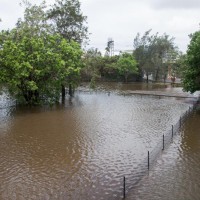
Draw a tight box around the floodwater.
[127,108,200,200]
[0,83,199,200]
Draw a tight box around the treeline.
[82,50,138,85]
[83,30,184,85]
[0,0,199,105]
[0,0,87,105]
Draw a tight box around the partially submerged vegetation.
[0,0,199,105]
[0,0,85,105]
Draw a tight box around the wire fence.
[75,89,199,199]
[1,88,199,199]
[119,96,200,199]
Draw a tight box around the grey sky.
[0,0,200,53]
[150,0,200,10]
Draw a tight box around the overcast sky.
[0,0,200,53]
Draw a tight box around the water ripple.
[0,85,193,199]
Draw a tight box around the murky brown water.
[127,108,200,200]
[0,83,199,199]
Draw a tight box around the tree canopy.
[0,33,82,105]
[182,31,200,93]
[0,1,83,105]
[117,53,138,83]
[133,30,179,82]
[47,0,88,45]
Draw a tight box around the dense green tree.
[117,53,138,83]
[47,0,88,45]
[100,55,119,79]
[152,34,177,82]
[0,33,82,105]
[183,31,200,93]
[133,30,155,82]
[174,53,187,78]
[133,30,178,82]
[47,0,88,96]
[82,49,121,84]
[82,48,102,87]
[0,1,83,104]
[16,1,52,38]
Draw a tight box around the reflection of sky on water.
[0,83,198,199]
[127,109,200,200]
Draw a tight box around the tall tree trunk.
[61,84,65,101]
[125,76,128,83]
[69,84,73,96]
[155,68,159,82]
[125,73,128,83]
[146,71,149,83]
[34,90,39,103]
[163,74,166,84]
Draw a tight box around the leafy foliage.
[47,0,88,45]
[0,34,82,104]
[133,30,178,82]
[0,1,83,105]
[16,1,52,38]
[182,31,200,93]
[117,53,138,82]
[82,49,120,82]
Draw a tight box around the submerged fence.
[76,89,199,199]
[121,96,200,199]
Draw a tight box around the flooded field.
[127,108,200,200]
[0,83,199,199]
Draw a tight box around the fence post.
[172,125,174,138]
[148,151,150,170]
[123,176,126,199]
[162,135,164,150]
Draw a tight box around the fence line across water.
[121,96,200,199]
[76,89,199,199]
